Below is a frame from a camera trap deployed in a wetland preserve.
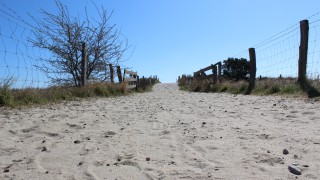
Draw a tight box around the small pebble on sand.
[288,164,302,175]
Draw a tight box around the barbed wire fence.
[307,16,320,80]
[0,2,51,88]
[254,24,300,78]
[223,13,319,95]
[179,12,320,95]
[236,12,320,82]
[234,24,301,79]
[0,2,137,89]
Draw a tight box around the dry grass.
[253,78,302,95]
[0,78,160,108]
[178,77,310,97]
[0,82,129,107]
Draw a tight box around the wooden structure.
[193,62,221,84]
[109,64,114,83]
[80,42,87,87]
[117,66,123,83]
[78,43,158,89]
[123,69,138,89]
[246,48,256,94]
[297,19,309,90]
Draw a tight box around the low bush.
[0,78,14,106]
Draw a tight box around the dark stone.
[288,164,302,175]
[41,147,47,152]
[283,149,289,155]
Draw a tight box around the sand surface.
[1,83,320,179]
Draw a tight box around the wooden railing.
[105,64,160,90]
[123,69,138,89]
[193,62,222,84]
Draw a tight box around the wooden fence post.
[109,64,114,83]
[117,66,123,83]
[213,65,217,84]
[246,48,256,94]
[297,19,309,91]
[81,42,87,87]
[137,76,140,88]
[218,62,222,83]
[140,76,143,87]
[123,69,126,82]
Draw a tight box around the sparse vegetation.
[0,79,159,107]
[0,78,14,106]
[178,76,306,97]
[0,83,117,107]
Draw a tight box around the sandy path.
[0,83,320,179]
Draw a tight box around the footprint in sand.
[21,126,40,133]
[40,131,60,137]
[253,152,284,166]
[150,121,168,131]
[66,123,83,130]
[102,131,116,138]
[79,143,97,156]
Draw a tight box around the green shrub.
[281,84,301,94]
[237,83,248,94]
[94,85,109,96]
[0,86,13,106]
[266,85,280,94]
[107,85,116,95]
[219,86,228,92]
[0,78,14,106]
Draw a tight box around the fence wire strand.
[0,5,50,88]
[255,27,300,78]
[307,20,320,80]
[233,12,320,81]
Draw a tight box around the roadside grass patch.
[0,82,129,107]
[178,77,307,97]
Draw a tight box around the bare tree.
[30,0,129,86]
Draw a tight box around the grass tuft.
[0,78,14,106]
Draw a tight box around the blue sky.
[1,0,320,84]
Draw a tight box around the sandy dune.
[1,83,320,179]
